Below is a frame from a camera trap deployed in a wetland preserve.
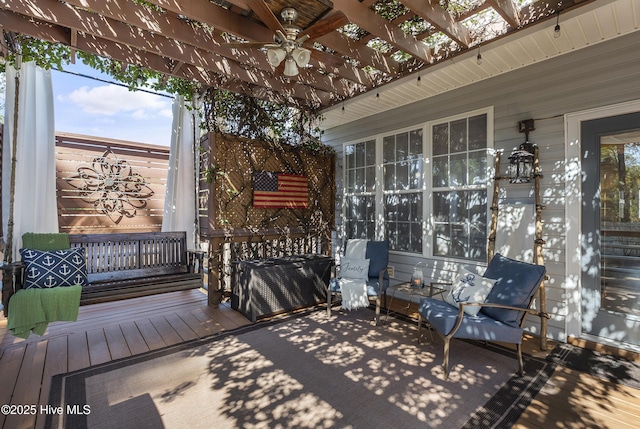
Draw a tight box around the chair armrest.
[376,267,389,299]
[186,250,206,274]
[459,301,541,314]
[378,267,388,279]
[471,302,552,320]
[331,261,339,279]
[447,301,546,339]
[1,262,26,317]
[378,267,389,284]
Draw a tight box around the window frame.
[342,136,381,241]
[380,125,425,254]
[425,107,494,262]
[341,106,494,262]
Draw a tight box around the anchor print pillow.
[19,247,88,289]
[444,267,497,316]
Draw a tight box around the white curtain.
[162,95,199,249]
[2,61,58,262]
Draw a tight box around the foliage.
[0,33,199,101]
[200,88,331,155]
[339,24,367,41]
[401,16,433,36]
[601,143,640,223]
[76,52,199,101]
[1,31,331,152]
[372,0,409,21]
[0,34,70,72]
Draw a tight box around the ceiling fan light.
[267,48,286,67]
[292,48,311,68]
[283,58,299,76]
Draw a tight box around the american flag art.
[253,172,308,209]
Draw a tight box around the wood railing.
[204,228,331,305]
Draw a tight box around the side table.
[384,281,447,323]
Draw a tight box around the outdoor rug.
[47,308,553,429]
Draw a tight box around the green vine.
[76,52,199,101]
[201,88,332,154]
[0,34,71,72]
[1,33,199,101]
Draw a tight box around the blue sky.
[51,61,173,146]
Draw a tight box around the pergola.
[0,0,596,114]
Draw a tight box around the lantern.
[410,262,424,289]
[508,141,535,183]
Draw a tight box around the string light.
[476,45,482,65]
[417,74,422,86]
[554,12,561,38]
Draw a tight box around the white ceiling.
[319,0,639,130]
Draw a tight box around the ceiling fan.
[224,0,349,76]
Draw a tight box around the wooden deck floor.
[0,289,250,429]
[0,289,638,429]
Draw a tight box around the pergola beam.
[67,0,365,95]
[315,31,400,76]
[0,0,596,110]
[399,0,472,48]
[487,0,522,29]
[0,8,326,108]
[0,0,346,106]
[331,0,432,63]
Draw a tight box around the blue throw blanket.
[7,286,82,339]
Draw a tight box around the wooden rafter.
[0,0,355,106]
[0,0,599,110]
[399,0,471,48]
[332,0,432,63]
[0,8,324,108]
[487,0,522,28]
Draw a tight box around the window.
[344,139,376,239]
[342,108,492,262]
[431,113,489,261]
[383,129,423,253]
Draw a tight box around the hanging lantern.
[509,119,536,184]
[508,141,535,183]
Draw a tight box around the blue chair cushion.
[365,240,389,278]
[481,253,546,327]
[418,297,524,344]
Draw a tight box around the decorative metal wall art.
[65,150,154,224]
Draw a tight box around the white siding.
[322,31,640,341]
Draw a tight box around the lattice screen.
[199,132,335,237]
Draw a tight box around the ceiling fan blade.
[246,0,286,34]
[298,11,349,41]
